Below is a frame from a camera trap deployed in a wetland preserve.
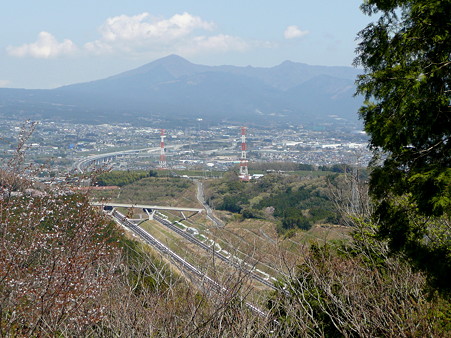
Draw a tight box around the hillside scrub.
[2,170,448,336]
[269,221,451,336]
[0,183,274,336]
[0,187,121,334]
[0,166,273,335]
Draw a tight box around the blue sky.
[1,0,373,89]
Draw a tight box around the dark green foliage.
[318,164,358,174]
[217,194,245,213]
[355,0,451,292]
[95,170,151,187]
[148,169,158,177]
[257,185,336,232]
[250,161,315,172]
[280,208,312,231]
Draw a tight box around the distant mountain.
[0,54,363,124]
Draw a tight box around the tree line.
[95,169,157,187]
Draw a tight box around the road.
[194,180,225,227]
[74,144,185,173]
[111,209,269,318]
[74,147,159,173]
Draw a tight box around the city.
[0,117,371,177]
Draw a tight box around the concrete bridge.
[91,202,203,220]
[75,147,160,173]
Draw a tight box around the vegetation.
[92,176,197,207]
[204,171,339,233]
[0,191,119,334]
[0,181,271,336]
[355,0,451,291]
[95,169,157,187]
[269,221,451,336]
[1,122,449,336]
[250,161,316,172]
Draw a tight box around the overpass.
[74,143,186,174]
[74,147,160,174]
[91,202,203,214]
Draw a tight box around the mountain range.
[0,55,363,125]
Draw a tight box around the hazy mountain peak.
[0,55,363,123]
[117,54,207,79]
[278,60,297,66]
[151,54,192,67]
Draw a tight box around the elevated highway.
[74,143,185,174]
[74,147,160,173]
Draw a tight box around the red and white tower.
[158,129,167,169]
[239,127,250,181]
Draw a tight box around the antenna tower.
[158,129,167,169]
[239,127,250,181]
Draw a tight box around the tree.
[354,0,451,290]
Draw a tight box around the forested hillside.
[204,171,342,233]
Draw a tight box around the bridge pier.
[144,208,156,220]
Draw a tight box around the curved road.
[74,147,159,173]
[74,144,185,174]
[194,179,225,227]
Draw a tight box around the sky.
[0,0,373,89]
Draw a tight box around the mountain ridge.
[0,55,363,124]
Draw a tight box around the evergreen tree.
[355,0,451,290]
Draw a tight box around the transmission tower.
[239,127,250,181]
[158,129,167,169]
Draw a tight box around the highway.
[96,201,283,290]
[73,138,231,174]
[74,144,187,174]
[152,214,281,291]
[91,193,282,291]
[74,147,160,173]
[111,209,269,318]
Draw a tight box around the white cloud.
[85,12,217,54]
[6,12,257,59]
[0,80,10,88]
[7,32,78,58]
[188,34,249,53]
[284,25,309,39]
